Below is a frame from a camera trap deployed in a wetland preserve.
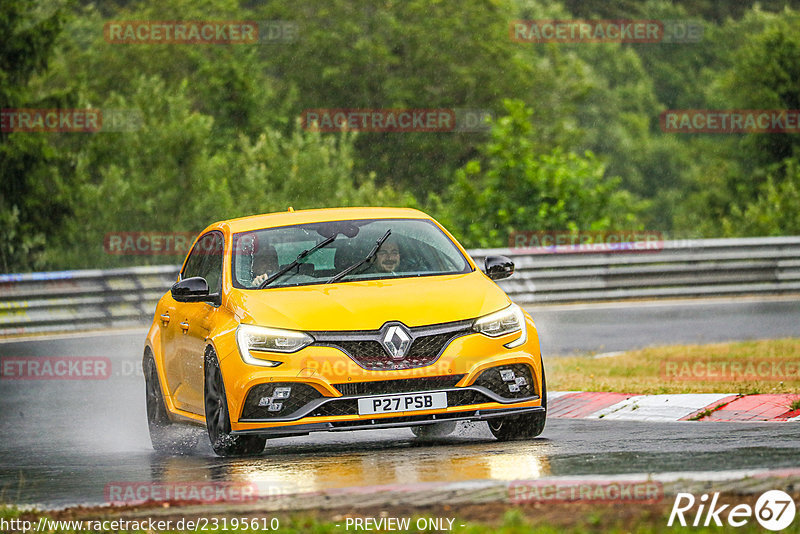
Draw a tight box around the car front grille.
[333,375,465,396]
[331,340,386,361]
[311,319,473,370]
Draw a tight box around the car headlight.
[236,324,314,367]
[472,303,527,348]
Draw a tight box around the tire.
[410,421,457,438]
[143,351,199,453]
[204,348,266,457]
[487,366,547,441]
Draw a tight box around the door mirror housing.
[171,277,221,305]
[484,255,515,280]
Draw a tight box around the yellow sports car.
[143,207,546,456]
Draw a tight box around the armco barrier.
[0,265,179,336]
[1,237,799,336]
[470,236,800,304]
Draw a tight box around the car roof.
[214,207,432,234]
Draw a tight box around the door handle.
[180,321,190,333]
[160,313,170,324]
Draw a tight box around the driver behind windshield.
[372,239,401,273]
[250,244,279,287]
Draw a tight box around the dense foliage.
[2,0,800,271]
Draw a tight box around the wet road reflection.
[2,407,799,509]
[148,434,553,496]
[1,313,799,508]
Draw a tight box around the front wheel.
[204,349,266,456]
[488,367,547,441]
[143,351,198,453]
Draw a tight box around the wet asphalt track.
[0,296,799,508]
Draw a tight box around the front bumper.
[232,360,543,437]
[233,405,545,438]
[222,314,544,434]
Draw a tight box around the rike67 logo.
[668,490,796,530]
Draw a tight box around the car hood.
[227,271,511,331]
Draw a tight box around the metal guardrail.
[0,266,180,336]
[2,237,799,336]
[470,236,800,304]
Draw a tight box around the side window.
[181,239,205,280]
[181,232,224,293]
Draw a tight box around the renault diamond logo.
[381,324,412,360]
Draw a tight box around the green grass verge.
[548,338,800,395]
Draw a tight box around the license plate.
[357,392,447,415]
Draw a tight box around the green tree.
[259,0,608,197]
[721,11,800,186]
[51,76,412,269]
[0,0,70,272]
[678,8,800,236]
[52,0,290,145]
[440,99,643,248]
[722,158,800,236]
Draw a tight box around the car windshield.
[232,218,472,289]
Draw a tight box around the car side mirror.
[484,255,515,280]
[171,277,220,305]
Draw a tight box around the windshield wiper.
[327,229,391,284]
[258,234,338,289]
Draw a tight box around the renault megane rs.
[143,207,546,456]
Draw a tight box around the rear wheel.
[488,367,547,441]
[143,351,198,453]
[204,348,266,456]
